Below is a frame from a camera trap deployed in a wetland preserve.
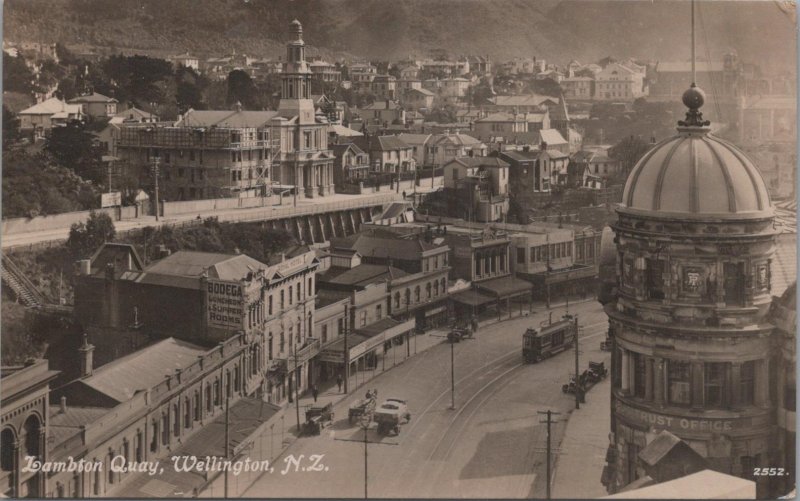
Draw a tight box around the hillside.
[4,0,796,71]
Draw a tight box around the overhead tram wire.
[697,1,724,123]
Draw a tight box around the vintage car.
[373,398,411,435]
[304,402,334,435]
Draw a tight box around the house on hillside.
[18,97,83,138]
[68,92,118,119]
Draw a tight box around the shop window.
[704,362,728,408]
[667,360,691,406]
[741,361,756,406]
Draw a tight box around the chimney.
[60,396,67,414]
[78,333,95,378]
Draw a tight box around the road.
[243,300,609,498]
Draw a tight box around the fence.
[2,207,119,236]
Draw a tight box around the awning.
[450,289,496,307]
[474,275,533,298]
[526,264,598,285]
[316,318,415,363]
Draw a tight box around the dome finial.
[678,83,711,128]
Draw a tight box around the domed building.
[603,85,785,496]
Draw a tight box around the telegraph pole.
[450,340,455,409]
[151,156,160,222]
[537,410,561,499]
[344,304,350,394]
[224,396,230,498]
[363,423,368,498]
[574,314,580,410]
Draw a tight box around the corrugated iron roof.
[81,338,207,403]
[144,251,267,280]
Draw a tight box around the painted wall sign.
[207,279,244,329]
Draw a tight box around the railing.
[1,253,47,307]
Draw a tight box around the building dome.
[621,86,772,219]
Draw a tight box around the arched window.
[433,281,439,296]
[184,397,191,429]
[441,278,446,294]
[173,403,180,437]
[414,286,420,302]
[22,415,41,460]
[426,283,432,299]
[404,289,411,306]
[394,292,401,308]
[1,428,15,471]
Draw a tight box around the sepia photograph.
[0,0,796,499]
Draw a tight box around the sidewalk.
[552,378,611,499]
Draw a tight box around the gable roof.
[178,109,279,128]
[406,88,435,96]
[144,250,268,280]
[432,132,483,147]
[446,157,509,169]
[68,92,118,104]
[396,133,431,146]
[375,135,412,151]
[113,107,156,121]
[19,97,82,115]
[318,263,407,287]
[332,142,366,157]
[492,94,558,107]
[331,233,443,260]
[363,100,402,111]
[539,128,568,145]
[80,338,207,403]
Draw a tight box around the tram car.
[522,315,576,363]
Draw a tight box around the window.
[321,325,328,344]
[740,361,755,406]
[304,131,312,149]
[394,292,401,308]
[206,384,212,412]
[426,283,432,299]
[337,318,344,336]
[517,247,526,264]
[434,280,439,296]
[289,286,293,305]
[308,277,313,295]
[193,391,201,421]
[646,260,666,300]
[280,332,285,352]
[376,304,382,318]
[704,362,727,408]
[667,360,691,406]
[297,284,301,302]
[184,397,191,428]
[441,278,446,294]
[633,353,647,398]
[360,311,367,327]
[414,286,420,302]
[280,290,285,309]
[268,295,273,315]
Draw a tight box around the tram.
[522,315,576,363]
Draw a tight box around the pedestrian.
[471,316,479,333]
[336,374,343,393]
[312,384,319,403]
[366,389,372,400]
[373,389,378,401]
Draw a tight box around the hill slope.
[3,0,795,71]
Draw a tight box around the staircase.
[1,254,46,308]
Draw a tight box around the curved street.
[244,300,609,499]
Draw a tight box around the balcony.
[275,338,321,373]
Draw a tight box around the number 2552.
[754,467,785,476]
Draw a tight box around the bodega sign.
[206,279,244,329]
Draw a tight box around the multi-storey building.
[271,20,336,198]
[308,58,341,83]
[116,106,274,200]
[68,92,118,119]
[443,157,510,222]
[73,243,320,405]
[602,86,784,497]
[594,63,647,101]
[0,360,59,498]
[327,233,451,331]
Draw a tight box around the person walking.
[312,384,319,403]
[336,374,343,393]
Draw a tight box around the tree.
[45,121,104,183]
[609,135,652,178]
[226,69,261,109]
[3,53,36,96]
[67,211,116,258]
[3,106,20,149]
